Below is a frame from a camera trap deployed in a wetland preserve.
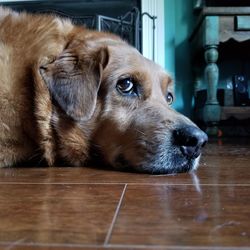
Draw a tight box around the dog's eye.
[116,78,138,96]
[166,93,174,105]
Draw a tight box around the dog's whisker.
[135,128,146,136]
[27,152,41,161]
[90,143,102,149]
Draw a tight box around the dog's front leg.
[0,142,35,167]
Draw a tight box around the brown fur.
[0,7,205,173]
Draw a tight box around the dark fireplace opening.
[2,0,142,51]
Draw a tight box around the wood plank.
[0,184,124,245]
[221,106,250,120]
[202,7,250,16]
[110,185,250,246]
[0,139,250,249]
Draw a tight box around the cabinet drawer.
[235,16,250,31]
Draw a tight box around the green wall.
[164,0,195,118]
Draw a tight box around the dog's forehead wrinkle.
[108,44,155,71]
[103,45,166,94]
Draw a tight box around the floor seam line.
[104,183,127,246]
[0,183,250,186]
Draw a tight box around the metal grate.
[35,7,141,51]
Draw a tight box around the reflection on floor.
[0,138,249,249]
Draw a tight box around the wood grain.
[110,185,250,247]
[0,184,124,245]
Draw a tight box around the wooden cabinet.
[190,7,250,135]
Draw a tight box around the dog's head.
[39,31,207,174]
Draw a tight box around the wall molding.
[141,0,165,68]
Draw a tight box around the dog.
[0,7,208,174]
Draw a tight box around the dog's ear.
[39,46,109,121]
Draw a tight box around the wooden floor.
[0,138,250,250]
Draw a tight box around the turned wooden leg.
[205,45,219,105]
[203,45,221,134]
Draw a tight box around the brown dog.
[0,7,207,174]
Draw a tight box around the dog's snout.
[173,126,208,159]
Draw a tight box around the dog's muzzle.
[121,125,208,175]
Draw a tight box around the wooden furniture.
[190,7,250,135]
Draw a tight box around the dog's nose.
[173,126,208,159]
